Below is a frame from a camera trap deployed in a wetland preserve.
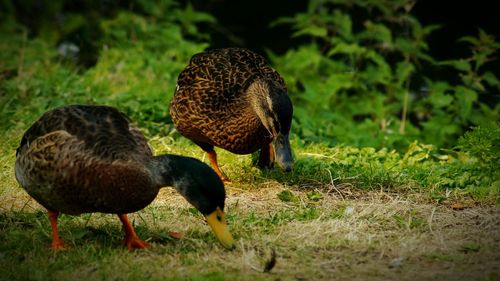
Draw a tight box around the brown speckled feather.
[15,105,157,215]
[169,48,289,154]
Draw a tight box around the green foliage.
[457,122,500,166]
[271,0,499,149]
[0,0,211,136]
[0,3,499,280]
[82,4,211,135]
[0,0,498,195]
[460,241,481,253]
[419,30,500,146]
[277,190,299,203]
[450,122,500,191]
[270,139,498,201]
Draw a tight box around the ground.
[0,140,498,281]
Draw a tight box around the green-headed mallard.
[15,105,234,250]
[169,48,293,182]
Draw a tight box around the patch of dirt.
[179,184,500,281]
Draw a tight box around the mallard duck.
[169,48,293,181]
[15,105,234,250]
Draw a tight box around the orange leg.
[118,214,150,250]
[207,150,230,182]
[269,143,275,164]
[48,210,66,251]
[258,143,275,169]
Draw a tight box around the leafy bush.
[0,0,213,136]
[0,0,497,197]
[82,4,213,135]
[454,122,500,188]
[270,0,499,150]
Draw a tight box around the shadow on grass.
[0,210,194,253]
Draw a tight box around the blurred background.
[1,0,499,151]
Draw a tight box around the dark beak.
[273,132,293,172]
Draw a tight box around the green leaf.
[360,21,392,44]
[458,36,480,45]
[422,24,442,36]
[416,52,437,64]
[292,25,328,38]
[472,52,489,70]
[403,141,433,164]
[327,42,367,56]
[307,191,323,202]
[277,190,299,203]
[429,91,454,109]
[439,59,472,72]
[483,72,500,88]
[269,16,295,27]
[455,86,478,120]
[361,64,391,86]
[332,10,353,40]
[478,28,495,45]
[395,61,415,86]
[393,38,414,54]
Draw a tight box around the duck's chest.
[171,92,274,153]
[207,112,273,154]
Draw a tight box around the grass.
[1,7,498,279]
[1,130,499,281]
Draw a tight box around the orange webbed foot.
[51,239,67,251]
[220,176,231,184]
[118,214,150,250]
[124,236,150,250]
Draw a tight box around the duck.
[14,105,234,250]
[169,47,294,182]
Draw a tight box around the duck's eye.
[216,214,222,222]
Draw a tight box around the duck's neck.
[147,155,174,188]
[147,154,225,215]
[248,79,279,137]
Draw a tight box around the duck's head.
[249,79,294,172]
[151,155,235,249]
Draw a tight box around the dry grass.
[224,185,499,281]
[0,138,499,281]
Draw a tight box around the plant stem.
[17,30,27,77]
[400,77,411,135]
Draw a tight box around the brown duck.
[15,105,234,250]
[169,48,293,181]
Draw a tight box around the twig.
[399,69,411,134]
[326,169,345,201]
[428,207,435,234]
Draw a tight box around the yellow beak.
[205,207,235,250]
